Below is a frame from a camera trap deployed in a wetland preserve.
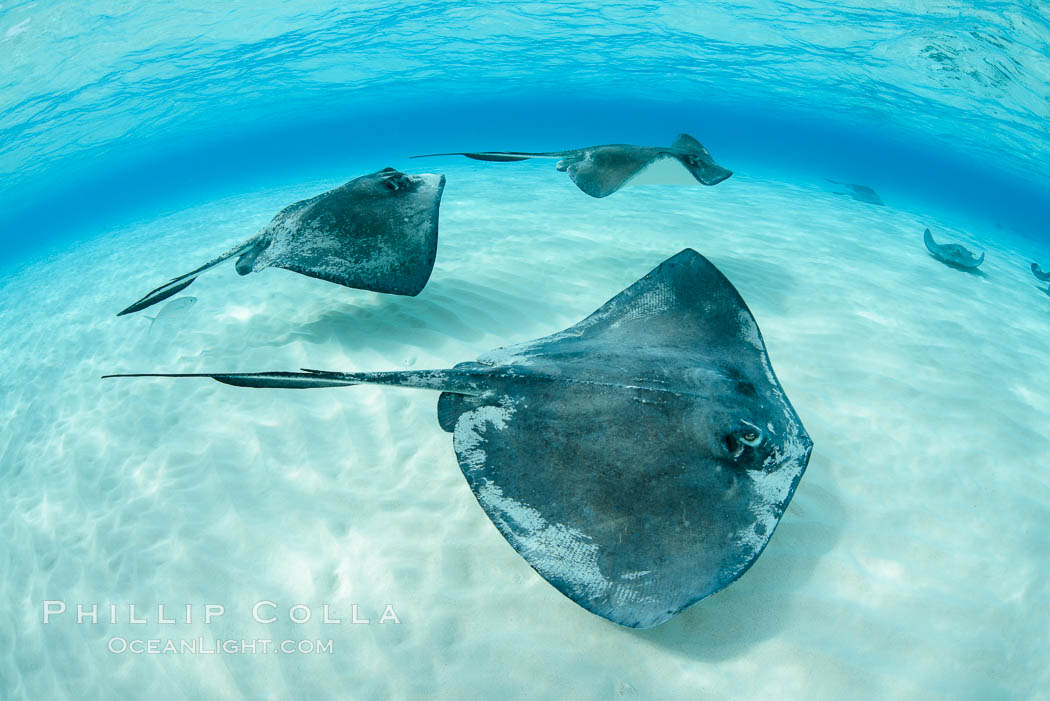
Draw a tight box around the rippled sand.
[1,163,1047,699]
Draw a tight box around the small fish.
[144,296,197,333]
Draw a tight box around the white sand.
[1,163,1048,699]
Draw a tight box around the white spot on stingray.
[452,404,512,472]
[476,480,610,601]
[736,418,809,555]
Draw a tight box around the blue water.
[2,1,1049,266]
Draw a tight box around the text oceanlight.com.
[107,638,334,655]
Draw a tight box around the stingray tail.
[411,151,534,162]
[101,366,490,395]
[101,371,358,389]
[117,236,266,316]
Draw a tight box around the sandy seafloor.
[1,162,1049,700]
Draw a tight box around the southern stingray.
[1032,262,1050,282]
[826,179,884,206]
[104,249,812,629]
[117,168,445,316]
[924,228,984,270]
[412,134,732,198]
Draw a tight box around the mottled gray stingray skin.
[1032,262,1050,282]
[105,249,813,629]
[117,168,445,316]
[827,179,884,205]
[924,228,984,269]
[412,133,732,198]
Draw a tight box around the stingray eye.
[725,421,764,459]
[380,173,410,192]
[739,421,764,447]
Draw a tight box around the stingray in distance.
[117,168,445,316]
[826,179,884,206]
[413,133,732,198]
[105,249,813,629]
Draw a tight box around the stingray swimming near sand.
[117,168,445,316]
[105,249,812,629]
[1032,263,1050,282]
[924,228,984,270]
[413,134,732,198]
[826,179,884,206]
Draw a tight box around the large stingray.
[924,228,984,270]
[1032,262,1050,282]
[104,249,812,629]
[117,168,445,316]
[412,134,732,198]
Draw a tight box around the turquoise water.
[2,3,1049,700]
[3,1,1049,264]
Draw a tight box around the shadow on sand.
[927,253,988,277]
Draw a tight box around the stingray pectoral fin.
[671,133,705,152]
[565,148,655,198]
[671,133,733,185]
[481,248,771,365]
[923,229,939,255]
[1032,263,1050,281]
[683,159,733,186]
[973,251,985,267]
